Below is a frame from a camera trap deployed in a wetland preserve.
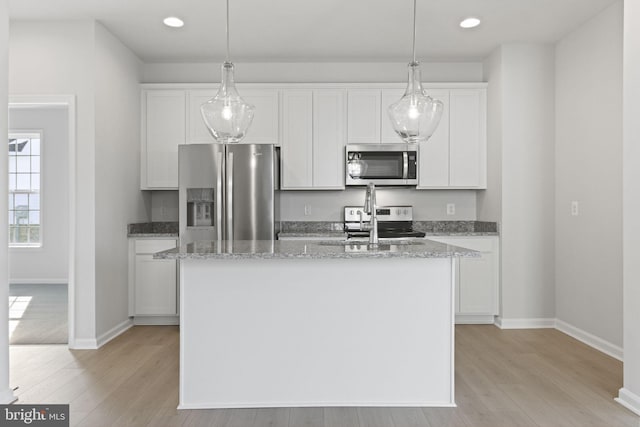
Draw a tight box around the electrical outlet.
[446,203,456,216]
[304,205,311,216]
[571,201,579,216]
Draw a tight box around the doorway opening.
[7,96,76,347]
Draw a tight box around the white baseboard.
[0,388,17,404]
[133,316,179,326]
[70,319,133,350]
[96,319,133,348]
[455,314,495,324]
[555,319,623,361]
[495,317,556,329]
[177,401,457,410]
[9,279,67,285]
[69,338,98,350]
[616,388,640,416]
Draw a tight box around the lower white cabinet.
[129,238,179,325]
[426,236,499,324]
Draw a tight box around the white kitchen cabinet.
[449,89,487,188]
[188,88,280,144]
[129,238,179,325]
[281,89,346,189]
[281,90,313,188]
[347,89,381,144]
[313,90,346,188]
[188,89,216,143]
[418,89,451,188]
[141,90,186,189]
[427,235,499,324]
[417,88,487,189]
[380,88,404,143]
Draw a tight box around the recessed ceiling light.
[460,17,481,29]
[163,17,184,28]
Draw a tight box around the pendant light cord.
[225,0,230,62]
[412,0,417,64]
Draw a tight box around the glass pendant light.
[201,0,255,143]
[387,0,443,143]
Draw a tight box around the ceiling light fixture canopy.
[200,0,255,143]
[387,0,443,143]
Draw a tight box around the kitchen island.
[157,239,477,409]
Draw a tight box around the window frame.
[8,130,43,249]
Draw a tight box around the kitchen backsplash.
[148,188,478,222]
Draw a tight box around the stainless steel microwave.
[345,144,418,186]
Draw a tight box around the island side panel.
[179,257,454,409]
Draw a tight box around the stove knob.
[349,209,354,215]
[396,208,401,215]
[403,208,409,215]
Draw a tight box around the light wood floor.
[10,325,640,427]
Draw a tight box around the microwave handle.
[402,152,409,180]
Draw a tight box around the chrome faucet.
[363,183,379,247]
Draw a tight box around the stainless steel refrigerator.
[179,143,279,244]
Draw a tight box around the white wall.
[149,189,477,222]
[619,0,640,416]
[494,44,557,323]
[477,50,502,224]
[94,23,146,340]
[8,107,69,284]
[279,189,477,221]
[143,61,484,84]
[9,20,97,344]
[0,0,17,404]
[555,2,623,348]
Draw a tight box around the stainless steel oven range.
[344,206,426,239]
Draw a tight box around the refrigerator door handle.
[227,151,234,241]
[216,151,223,242]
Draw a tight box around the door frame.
[8,94,76,348]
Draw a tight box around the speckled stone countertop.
[278,220,498,238]
[128,222,179,237]
[154,239,479,260]
[414,221,498,236]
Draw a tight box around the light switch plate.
[446,203,456,216]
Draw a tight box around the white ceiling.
[8,0,618,63]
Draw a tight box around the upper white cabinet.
[242,89,280,144]
[141,83,486,190]
[347,89,381,144]
[380,88,404,143]
[188,89,216,143]
[417,89,450,188]
[281,90,313,188]
[281,89,346,189]
[141,90,186,189]
[449,89,486,188]
[417,88,487,189]
[188,88,280,144]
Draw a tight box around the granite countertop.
[128,222,179,237]
[278,220,499,238]
[154,239,479,260]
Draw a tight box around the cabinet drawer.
[135,239,177,254]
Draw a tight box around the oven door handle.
[402,152,409,180]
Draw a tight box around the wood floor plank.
[388,407,431,427]
[9,325,640,427]
[290,407,324,427]
[252,408,290,427]
[356,407,395,427]
[324,407,360,427]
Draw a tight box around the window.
[8,132,42,247]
